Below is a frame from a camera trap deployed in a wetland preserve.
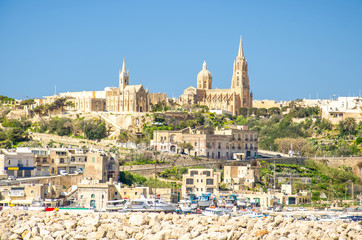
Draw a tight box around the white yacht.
[125,196,177,212]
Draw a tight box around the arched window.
[91,194,95,199]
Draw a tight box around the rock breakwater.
[0,209,361,240]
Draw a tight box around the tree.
[184,142,194,155]
[338,118,357,137]
[84,120,107,140]
[20,99,35,107]
[194,112,205,126]
[177,142,186,154]
[239,107,248,117]
[267,107,280,116]
[274,137,313,156]
[256,108,268,117]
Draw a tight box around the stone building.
[224,164,260,189]
[0,148,35,178]
[149,92,167,105]
[180,38,253,115]
[35,59,158,114]
[0,147,118,183]
[0,183,48,207]
[181,168,221,197]
[77,179,121,210]
[152,125,258,159]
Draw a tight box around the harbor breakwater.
[0,209,361,240]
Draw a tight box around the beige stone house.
[181,168,221,197]
[152,125,258,159]
[224,164,260,189]
[77,180,121,210]
[180,38,253,115]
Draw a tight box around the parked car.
[8,176,16,181]
[298,207,307,211]
[59,170,68,176]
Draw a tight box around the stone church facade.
[39,59,152,113]
[180,38,253,115]
[105,59,149,113]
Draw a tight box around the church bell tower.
[231,37,252,109]
[119,58,129,91]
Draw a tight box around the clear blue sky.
[1,0,361,101]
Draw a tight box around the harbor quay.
[0,209,360,240]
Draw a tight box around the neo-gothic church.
[180,38,253,115]
[105,59,149,112]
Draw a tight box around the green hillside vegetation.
[119,171,180,189]
[259,160,361,202]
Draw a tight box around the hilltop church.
[38,59,167,113]
[180,38,253,115]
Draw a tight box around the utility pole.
[154,152,157,212]
[352,182,354,201]
[273,160,276,191]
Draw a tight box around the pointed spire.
[122,58,126,73]
[238,36,244,57]
[202,59,207,70]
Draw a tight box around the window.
[186,188,193,193]
[115,192,117,195]
[195,142,197,146]
[60,158,64,164]
[206,179,214,185]
[190,171,198,177]
[81,195,83,199]
[135,192,138,195]
[206,188,214,193]
[202,171,210,177]
[71,157,75,162]
[186,179,194,185]
[91,194,95,198]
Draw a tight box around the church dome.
[197,60,212,89]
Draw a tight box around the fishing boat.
[124,196,177,212]
[177,199,198,213]
[202,206,230,216]
[198,193,213,208]
[106,199,127,212]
